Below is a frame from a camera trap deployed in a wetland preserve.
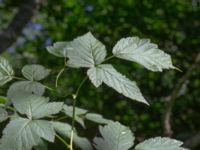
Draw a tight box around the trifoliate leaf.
[52,122,92,150]
[0,57,14,86]
[46,41,72,57]
[0,107,8,122]
[7,81,45,99]
[63,105,87,128]
[0,118,55,150]
[93,122,135,150]
[135,137,188,150]
[67,32,107,68]
[112,37,175,72]
[87,64,148,104]
[85,113,112,124]
[11,93,63,119]
[22,64,50,81]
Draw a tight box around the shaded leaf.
[52,122,92,150]
[0,118,55,150]
[67,32,107,68]
[0,57,14,86]
[22,64,50,81]
[85,113,112,124]
[63,105,87,128]
[113,37,175,72]
[0,107,8,122]
[34,139,48,150]
[46,41,71,57]
[93,121,135,150]
[87,64,148,104]
[135,137,188,150]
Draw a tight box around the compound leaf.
[135,137,188,150]
[113,37,175,72]
[93,121,135,150]
[0,57,14,86]
[87,64,148,104]
[67,32,107,68]
[22,65,50,81]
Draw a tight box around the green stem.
[12,76,26,80]
[56,68,65,88]
[56,134,70,149]
[102,55,115,63]
[69,76,88,150]
[43,85,54,91]
[56,116,68,121]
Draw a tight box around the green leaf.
[34,139,48,150]
[63,105,87,128]
[46,41,71,57]
[7,81,45,99]
[135,137,188,150]
[112,37,175,72]
[52,122,92,150]
[0,56,14,86]
[67,32,107,68]
[0,107,8,122]
[0,117,55,150]
[0,96,8,104]
[22,64,50,81]
[11,93,63,119]
[85,113,112,124]
[93,121,135,150]
[87,64,148,104]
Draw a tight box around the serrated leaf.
[52,121,92,150]
[135,137,188,150]
[0,56,14,86]
[11,93,63,119]
[85,113,112,124]
[93,121,135,150]
[7,81,45,99]
[63,105,87,128]
[22,64,50,81]
[87,67,103,87]
[46,41,72,57]
[113,37,175,72]
[0,117,55,150]
[87,64,148,104]
[67,32,107,68]
[0,107,8,122]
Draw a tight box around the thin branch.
[0,0,43,53]
[163,52,200,136]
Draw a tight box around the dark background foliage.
[0,0,200,149]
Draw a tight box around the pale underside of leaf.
[93,121,135,150]
[0,118,55,150]
[7,81,45,100]
[11,93,63,119]
[0,57,14,86]
[67,32,107,68]
[87,64,148,104]
[85,113,112,124]
[112,37,175,72]
[135,137,188,150]
[22,64,50,81]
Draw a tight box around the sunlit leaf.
[113,37,175,71]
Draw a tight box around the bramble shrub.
[0,32,188,150]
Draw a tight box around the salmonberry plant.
[0,32,188,150]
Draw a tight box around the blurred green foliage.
[0,0,200,149]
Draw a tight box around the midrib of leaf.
[0,63,11,75]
